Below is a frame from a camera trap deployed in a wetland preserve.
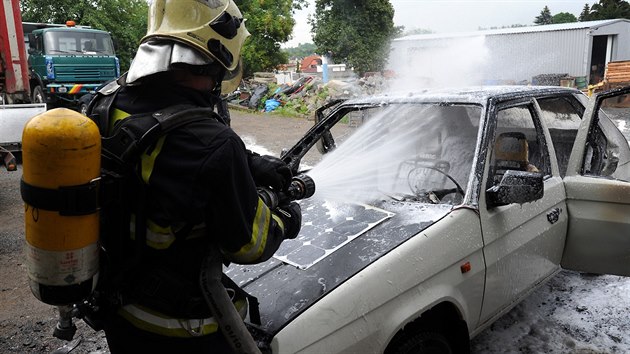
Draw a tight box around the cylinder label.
[26,243,99,286]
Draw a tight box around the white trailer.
[0,0,46,165]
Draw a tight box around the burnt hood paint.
[225,200,453,334]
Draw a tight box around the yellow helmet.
[221,58,243,93]
[144,0,250,72]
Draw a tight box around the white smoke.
[387,35,490,90]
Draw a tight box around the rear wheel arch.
[384,302,470,354]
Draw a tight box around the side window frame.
[582,103,630,180]
[536,94,585,177]
[485,100,552,192]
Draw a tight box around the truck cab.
[25,22,119,109]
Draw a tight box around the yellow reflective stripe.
[141,136,166,183]
[109,108,130,134]
[230,198,270,263]
[107,107,165,183]
[118,300,248,338]
[145,229,176,250]
[148,219,172,234]
[118,305,218,337]
[129,218,176,250]
[272,214,284,231]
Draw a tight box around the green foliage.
[236,0,306,76]
[282,43,318,58]
[316,86,329,100]
[20,0,147,72]
[580,3,592,21]
[274,97,309,117]
[310,0,396,76]
[588,0,630,20]
[534,6,554,25]
[552,12,578,23]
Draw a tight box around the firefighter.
[87,0,302,352]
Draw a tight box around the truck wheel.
[32,85,45,104]
[387,331,454,354]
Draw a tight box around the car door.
[562,87,630,276]
[478,97,568,324]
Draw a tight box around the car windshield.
[43,30,115,55]
[304,103,482,205]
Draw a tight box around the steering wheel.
[407,165,465,202]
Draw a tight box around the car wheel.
[388,331,454,354]
[32,85,45,104]
[79,102,89,116]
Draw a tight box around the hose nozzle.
[258,174,316,209]
[283,174,316,202]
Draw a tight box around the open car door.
[562,86,630,276]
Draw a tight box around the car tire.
[79,102,89,116]
[387,331,454,354]
[32,85,45,104]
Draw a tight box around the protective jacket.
[89,76,289,341]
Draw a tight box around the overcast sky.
[285,0,593,47]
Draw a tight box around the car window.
[305,103,482,205]
[582,94,630,181]
[537,96,583,177]
[488,104,550,188]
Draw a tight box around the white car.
[227,85,630,353]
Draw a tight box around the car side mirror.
[486,170,543,207]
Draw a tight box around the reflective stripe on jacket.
[118,299,247,338]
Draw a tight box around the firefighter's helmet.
[126,0,249,89]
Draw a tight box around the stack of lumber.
[604,60,630,86]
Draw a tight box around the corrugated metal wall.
[388,22,630,86]
[482,28,590,82]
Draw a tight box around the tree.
[552,12,578,23]
[310,0,396,76]
[20,0,148,72]
[579,3,592,21]
[534,6,554,25]
[236,0,306,76]
[283,43,318,59]
[588,0,630,20]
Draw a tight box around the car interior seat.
[492,132,532,183]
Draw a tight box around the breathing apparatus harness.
[67,77,268,352]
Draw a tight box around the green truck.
[24,21,119,112]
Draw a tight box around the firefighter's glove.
[249,154,292,191]
[276,202,302,240]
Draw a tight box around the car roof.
[340,85,582,106]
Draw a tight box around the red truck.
[0,0,47,170]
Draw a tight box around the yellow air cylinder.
[21,108,101,305]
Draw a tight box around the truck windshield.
[43,31,115,55]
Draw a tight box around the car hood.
[225,198,453,334]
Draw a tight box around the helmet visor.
[126,40,215,84]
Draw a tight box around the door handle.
[547,207,562,224]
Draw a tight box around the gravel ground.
[1,109,629,353]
